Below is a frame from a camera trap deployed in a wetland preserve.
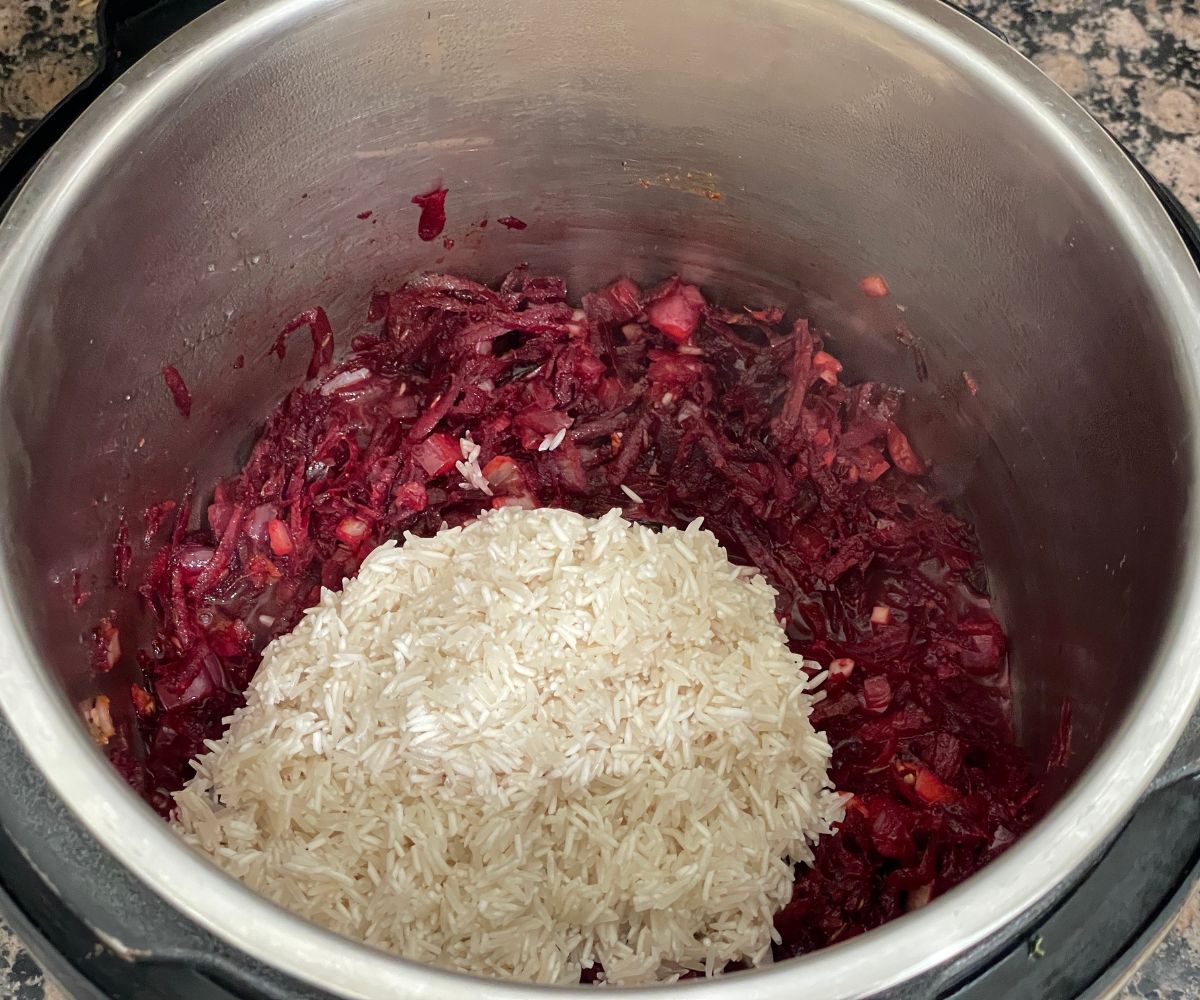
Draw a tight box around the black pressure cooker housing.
[2,2,1200,998]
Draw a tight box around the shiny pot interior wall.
[0,0,1188,809]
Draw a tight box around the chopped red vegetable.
[411,433,461,476]
[912,765,957,805]
[266,519,293,557]
[860,273,890,298]
[100,268,1043,966]
[644,279,705,343]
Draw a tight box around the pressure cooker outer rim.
[0,0,1197,997]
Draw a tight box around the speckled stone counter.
[0,0,95,160]
[972,0,1200,218]
[0,1,1196,998]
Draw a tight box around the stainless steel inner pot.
[1,0,1199,997]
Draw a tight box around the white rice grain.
[172,507,841,985]
[456,435,492,495]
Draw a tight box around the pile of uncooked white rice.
[172,507,843,985]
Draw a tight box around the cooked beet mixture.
[100,270,1042,961]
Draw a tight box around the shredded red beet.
[142,499,176,545]
[103,269,1042,960]
[497,216,528,230]
[268,307,334,381]
[161,364,191,418]
[411,185,448,241]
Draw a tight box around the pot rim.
[2,0,1200,997]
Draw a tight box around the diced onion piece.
[491,495,536,510]
[412,432,462,477]
[830,657,856,679]
[989,825,1016,850]
[246,504,278,543]
[93,618,121,672]
[482,455,520,488]
[812,350,843,385]
[906,883,934,911]
[336,517,370,547]
[131,683,157,718]
[82,695,115,746]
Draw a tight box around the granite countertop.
[0,1,1197,998]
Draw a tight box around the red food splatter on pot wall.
[411,185,448,241]
[895,322,929,383]
[91,616,120,673]
[497,216,527,230]
[112,512,131,589]
[161,365,191,418]
[367,291,389,323]
[70,570,90,609]
[131,683,156,718]
[143,499,176,544]
[269,307,334,381]
[104,266,1055,971]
